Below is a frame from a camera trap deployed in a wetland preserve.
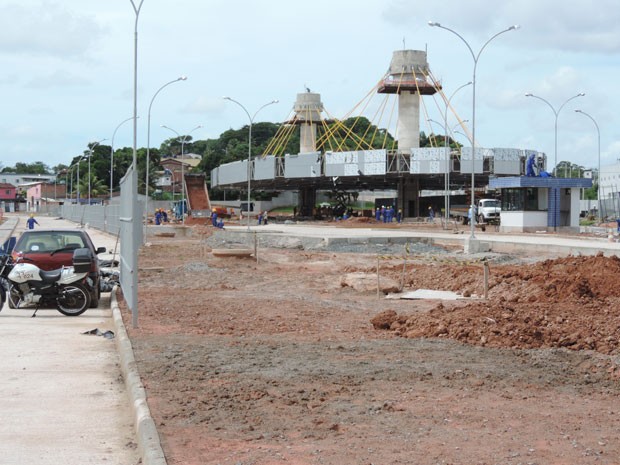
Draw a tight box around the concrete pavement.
[222,221,620,257]
[0,213,140,465]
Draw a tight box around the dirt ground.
[120,222,620,465]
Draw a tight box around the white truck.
[476,198,501,224]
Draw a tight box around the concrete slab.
[387,289,468,300]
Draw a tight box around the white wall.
[570,188,581,227]
[501,211,548,230]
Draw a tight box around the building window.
[501,188,539,211]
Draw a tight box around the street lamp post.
[223,96,279,230]
[429,21,519,239]
[429,117,470,222]
[87,138,107,205]
[110,117,136,201]
[575,109,601,222]
[440,82,472,221]
[77,157,82,203]
[144,76,187,239]
[128,0,144,329]
[161,124,202,226]
[524,92,585,175]
[69,160,80,201]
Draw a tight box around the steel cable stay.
[426,69,473,144]
[263,109,297,157]
[416,77,440,148]
[368,93,391,149]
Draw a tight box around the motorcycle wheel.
[56,283,91,316]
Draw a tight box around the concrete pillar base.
[464,237,491,254]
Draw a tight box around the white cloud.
[0,2,104,59]
[183,96,226,114]
[25,70,90,89]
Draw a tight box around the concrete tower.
[293,91,324,153]
[378,50,438,153]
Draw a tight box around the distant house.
[23,182,44,212]
[0,173,56,186]
[0,182,16,200]
[0,182,17,212]
[159,156,201,193]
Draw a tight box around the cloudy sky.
[1,0,618,173]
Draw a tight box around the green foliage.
[553,160,586,178]
[2,161,50,174]
[583,185,598,200]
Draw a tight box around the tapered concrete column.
[300,125,317,154]
[294,92,323,154]
[397,92,420,150]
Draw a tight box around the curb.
[111,287,167,465]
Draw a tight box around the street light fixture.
[161,124,203,226]
[223,96,279,230]
[145,76,187,240]
[575,109,601,222]
[110,116,137,201]
[87,138,107,205]
[429,21,519,239]
[524,92,585,176]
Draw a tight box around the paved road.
[0,213,139,465]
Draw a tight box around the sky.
[1,0,619,173]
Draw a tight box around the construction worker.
[211,208,218,227]
[26,214,39,229]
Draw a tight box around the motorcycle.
[0,250,93,317]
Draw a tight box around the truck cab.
[477,199,501,224]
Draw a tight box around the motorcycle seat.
[39,269,63,283]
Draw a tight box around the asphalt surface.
[0,213,140,465]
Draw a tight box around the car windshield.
[483,200,500,208]
[19,232,87,254]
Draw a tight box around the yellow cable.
[263,109,295,156]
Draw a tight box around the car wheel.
[89,287,100,308]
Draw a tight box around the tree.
[2,161,50,174]
[554,160,585,178]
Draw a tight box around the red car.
[11,229,106,308]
